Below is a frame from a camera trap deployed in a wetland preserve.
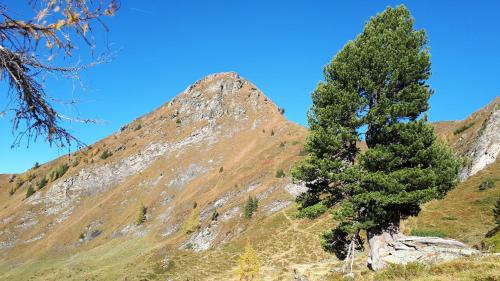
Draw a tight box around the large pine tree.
[292,5,459,270]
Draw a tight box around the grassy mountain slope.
[0,74,498,280]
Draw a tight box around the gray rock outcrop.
[459,104,500,180]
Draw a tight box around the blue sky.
[1,0,499,173]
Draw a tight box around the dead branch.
[0,0,119,148]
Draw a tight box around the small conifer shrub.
[26,185,35,198]
[135,203,147,225]
[36,178,48,190]
[478,177,496,191]
[211,209,219,221]
[244,196,259,219]
[49,164,69,182]
[100,149,113,160]
[275,169,285,178]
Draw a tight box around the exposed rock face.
[459,105,500,180]
[182,222,219,252]
[380,236,479,266]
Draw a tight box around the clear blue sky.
[1,0,499,173]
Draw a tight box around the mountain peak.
[163,72,283,127]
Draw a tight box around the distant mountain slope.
[403,158,499,246]
[408,96,500,252]
[0,72,311,278]
[434,97,500,180]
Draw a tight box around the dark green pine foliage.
[243,196,259,219]
[26,185,35,198]
[292,5,459,259]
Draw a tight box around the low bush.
[100,149,113,160]
[211,209,219,221]
[478,177,496,191]
[27,173,36,182]
[275,169,285,178]
[49,164,69,182]
[36,177,48,190]
[133,123,142,131]
[453,121,475,135]
[135,203,147,225]
[135,205,147,225]
[26,185,35,198]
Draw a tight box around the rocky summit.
[0,73,499,280]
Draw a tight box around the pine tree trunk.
[366,219,402,271]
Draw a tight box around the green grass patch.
[479,177,497,191]
[484,232,500,252]
[410,229,447,238]
[474,196,497,208]
[375,262,428,281]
